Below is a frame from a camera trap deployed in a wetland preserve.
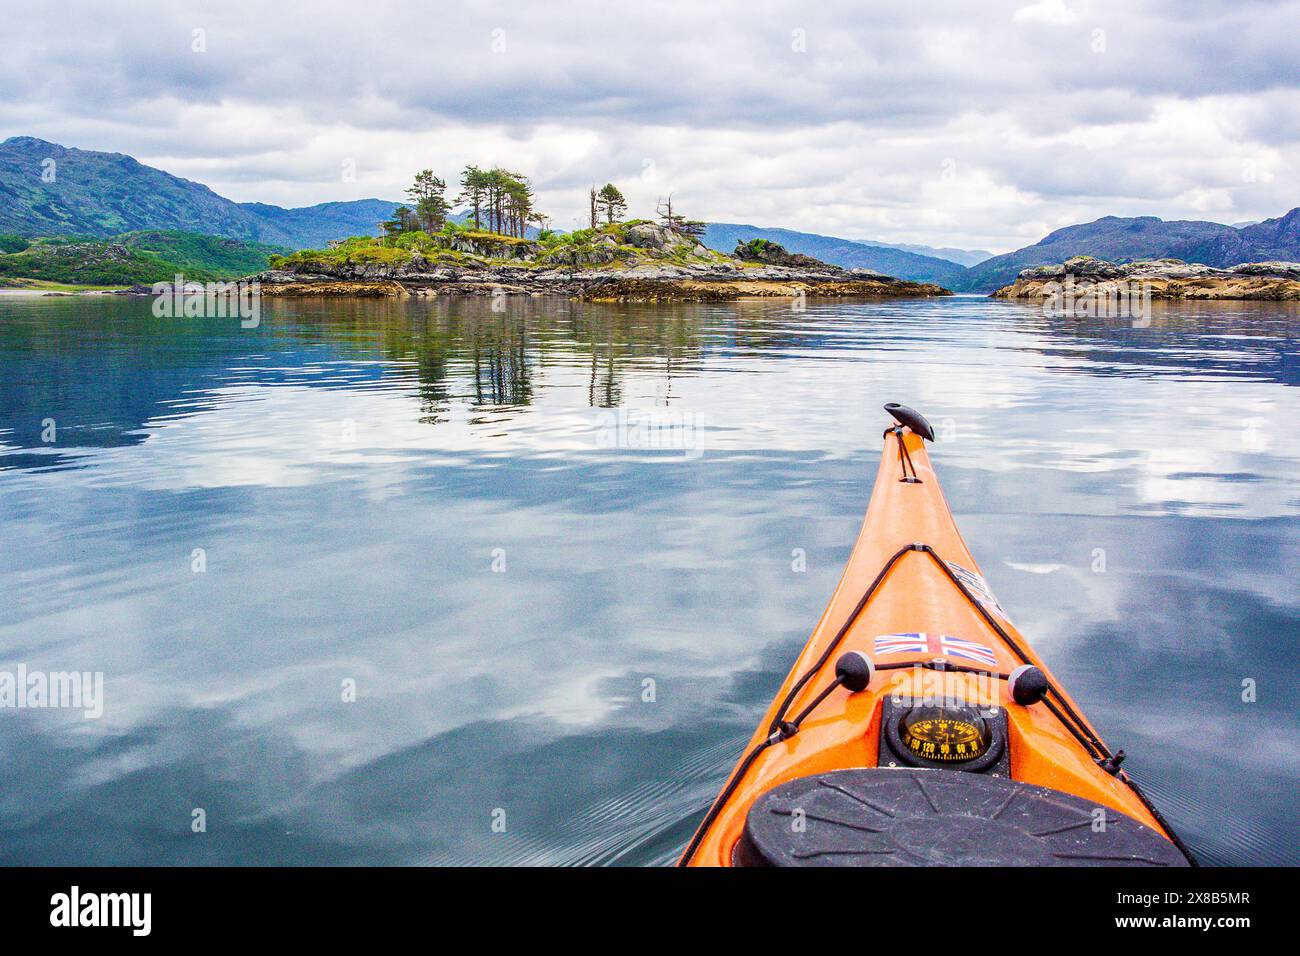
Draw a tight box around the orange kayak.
[681,404,1193,867]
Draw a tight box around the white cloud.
[0,0,1297,251]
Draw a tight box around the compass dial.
[899,705,992,763]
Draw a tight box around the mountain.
[701,223,969,287]
[1239,209,1300,259]
[0,137,398,249]
[237,199,402,249]
[1,137,268,241]
[959,210,1300,291]
[707,210,1300,292]
[5,136,1296,291]
[0,230,282,286]
[858,241,993,267]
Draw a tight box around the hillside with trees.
[0,230,282,287]
[0,137,398,248]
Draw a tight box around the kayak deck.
[682,409,1190,866]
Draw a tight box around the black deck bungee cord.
[909,543,1197,864]
[677,542,920,866]
[887,425,922,483]
[766,543,920,738]
[679,535,1197,866]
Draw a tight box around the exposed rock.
[242,255,947,300]
[259,280,408,297]
[539,243,624,267]
[622,222,678,250]
[1233,260,1300,281]
[580,277,948,302]
[444,234,541,259]
[993,257,1300,301]
[239,226,952,301]
[254,269,313,285]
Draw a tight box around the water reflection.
[0,293,1297,866]
[4,296,1298,469]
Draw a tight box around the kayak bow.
[681,405,1193,867]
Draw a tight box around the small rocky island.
[230,166,947,300]
[250,225,950,302]
[993,256,1300,301]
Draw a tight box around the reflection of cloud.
[4,297,1299,865]
[1005,560,1064,573]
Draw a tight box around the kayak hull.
[683,424,1181,867]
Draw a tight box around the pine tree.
[503,175,535,238]
[406,170,450,232]
[486,168,506,234]
[596,184,627,224]
[458,166,488,230]
[383,206,417,236]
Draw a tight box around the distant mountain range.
[959,210,1300,291]
[237,199,402,248]
[701,223,972,288]
[873,242,994,267]
[0,137,398,249]
[1,136,1297,290]
[705,213,1300,291]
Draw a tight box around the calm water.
[1,293,1297,866]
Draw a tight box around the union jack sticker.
[873,632,999,667]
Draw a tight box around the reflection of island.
[294,295,862,421]
[994,297,1300,385]
[312,298,722,416]
[0,297,760,466]
[4,294,1300,473]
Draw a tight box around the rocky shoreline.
[241,225,950,301]
[993,256,1300,301]
[241,260,949,302]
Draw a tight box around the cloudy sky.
[2,0,1296,252]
